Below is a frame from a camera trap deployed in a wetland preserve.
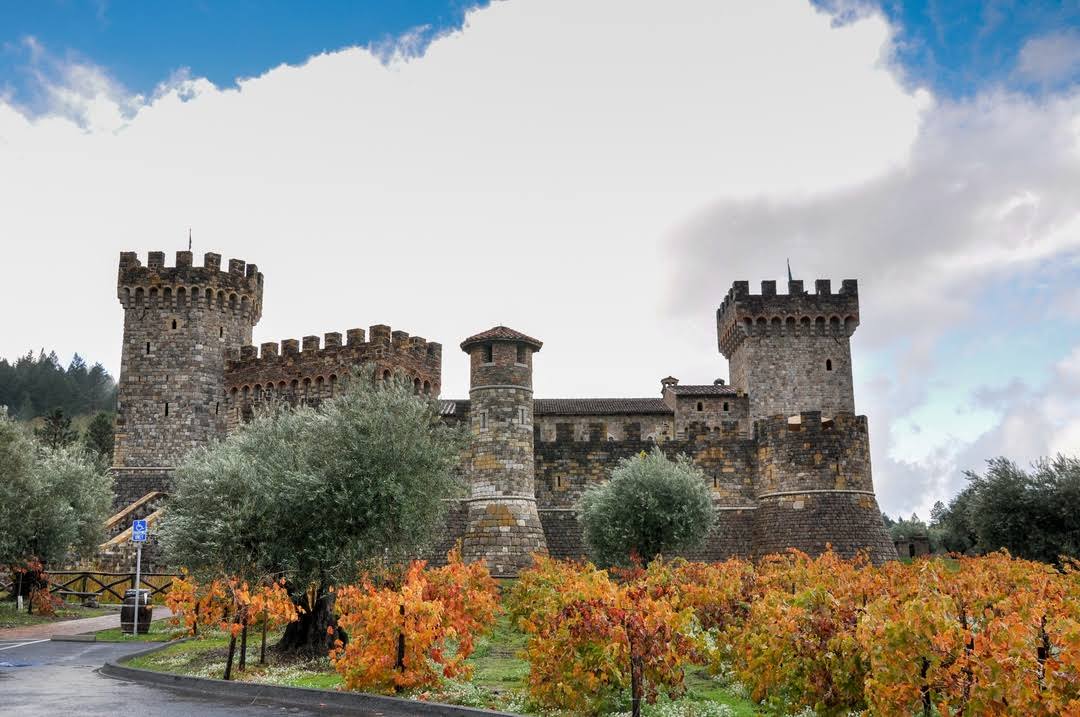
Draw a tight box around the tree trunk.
[239,622,248,672]
[275,586,345,657]
[224,631,238,681]
[260,608,268,665]
[630,653,643,717]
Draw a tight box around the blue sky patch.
[814,0,1080,95]
[0,1,486,108]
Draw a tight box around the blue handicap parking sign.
[132,519,148,542]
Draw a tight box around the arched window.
[826,359,833,371]
[172,319,177,330]
[383,369,391,382]
[414,377,421,394]
[422,380,430,395]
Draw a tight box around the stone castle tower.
[717,279,893,560]
[112,250,262,503]
[459,327,549,576]
[718,279,857,422]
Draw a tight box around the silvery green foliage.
[0,413,113,567]
[579,448,714,569]
[159,367,469,585]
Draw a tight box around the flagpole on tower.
[188,228,192,253]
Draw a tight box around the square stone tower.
[113,251,262,505]
[717,279,859,422]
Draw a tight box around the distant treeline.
[885,455,1080,564]
[0,350,116,420]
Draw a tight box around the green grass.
[0,599,114,629]
[94,614,186,642]
[119,615,763,715]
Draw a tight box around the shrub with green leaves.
[0,412,113,570]
[578,448,714,568]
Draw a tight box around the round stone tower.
[112,250,262,505]
[459,326,548,577]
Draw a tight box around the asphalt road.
[0,639,351,716]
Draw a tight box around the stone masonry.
[458,327,549,576]
[113,251,261,507]
[112,248,896,571]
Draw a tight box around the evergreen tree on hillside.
[0,350,116,420]
[35,408,77,449]
[83,411,115,466]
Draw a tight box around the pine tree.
[83,411,115,465]
[34,408,77,449]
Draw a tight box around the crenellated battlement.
[752,411,873,496]
[117,251,264,322]
[717,279,858,358]
[223,324,442,397]
[226,325,442,365]
[752,411,868,440]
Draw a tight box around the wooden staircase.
[86,492,168,572]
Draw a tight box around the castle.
[112,250,897,575]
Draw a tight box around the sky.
[1,0,1079,519]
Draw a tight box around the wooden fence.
[2,571,179,605]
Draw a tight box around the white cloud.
[1016,29,1080,85]
[1,0,1077,516]
[0,0,924,401]
[667,87,1080,516]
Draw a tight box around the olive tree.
[579,448,714,569]
[0,412,113,607]
[159,369,469,656]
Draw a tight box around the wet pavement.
[0,639,354,716]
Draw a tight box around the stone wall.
[110,467,174,510]
[752,412,896,562]
[667,392,750,438]
[534,413,674,443]
[223,325,442,428]
[533,421,758,561]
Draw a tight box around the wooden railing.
[100,508,165,549]
[103,491,165,534]
[38,571,179,604]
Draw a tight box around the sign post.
[131,519,148,636]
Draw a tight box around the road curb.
[50,634,96,642]
[101,641,517,716]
